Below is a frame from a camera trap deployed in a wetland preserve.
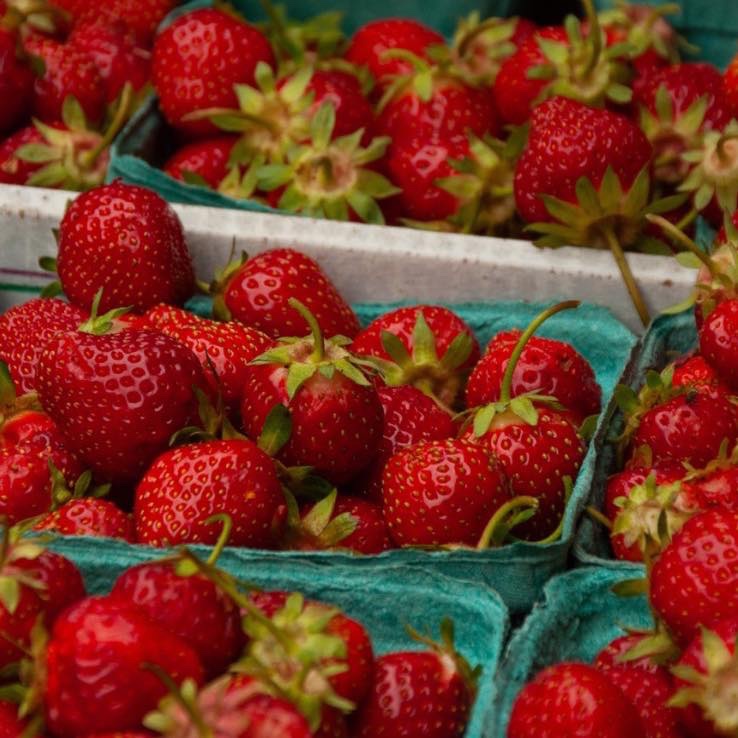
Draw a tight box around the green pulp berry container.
[46,536,509,738]
[574,309,697,567]
[492,565,650,738]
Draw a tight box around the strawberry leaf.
[257,405,292,456]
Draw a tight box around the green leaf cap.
[279,488,358,551]
[670,627,738,734]
[1,0,69,36]
[250,297,370,401]
[0,523,49,616]
[0,362,43,426]
[77,289,131,336]
[255,102,398,225]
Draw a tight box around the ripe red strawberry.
[0,298,87,394]
[670,617,738,738]
[25,35,105,125]
[212,248,359,340]
[493,26,568,126]
[152,7,275,137]
[288,491,392,554]
[240,301,382,484]
[671,354,728,392]
[163,136,238,189]
[382,439,510,547]
[78,0,176,44]
[111,559,244,678]
[465,329,601,423]
[141,304,273,415]
[37,323,207,485]
[134,439,283,547]
[43,595,204,737]
[0,449,54,524]
[629,389,738,469]
[594,635,684,738]
[67,19,151,103]
[384,131,469,222]
[305,70,374,140]
[344,19,444,90]
[353,621,476,738]
[353,384,456,503]
[0,125,46,186]
[57,181,195,314]
[144,674,313,738]
[508,662,646,738]
[351,305,480,408]
[375,63,499,142]
[35,497,135,541]
[699,299,738,392]
[650,509,738,646]
[0,28,33,136]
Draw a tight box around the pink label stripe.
[0,268,51,280]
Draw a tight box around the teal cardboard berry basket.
[0,282,637,614]
[574,308,697,567]
[492,565,650,738]
[44,538,508,738]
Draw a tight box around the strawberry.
[671,354,728,392]
[595,635,684,738]
[76,0,176,44]
[353,620,476,738]
[650,509,738,646]
[0,298,87,394]
[351,305,480,408]
[35,497,135,541]
[514,96,658,326]
[25,35,105,125]
[0,700,34,738]
[286,490,392,554]
[0,450,54,524]
[462,302,587,540]
[134,439,283,548]
[163,136,238,189]
[353,384,456,503]
[305,70,374,140]
[43,595,204,737]
[699,299,738,392]
[725,50,738,119]
[375,59,499,143]
[240,300,382,485]
[111,557,244,678]
[344,19,444,90]
[0,126,46,186]
[210,248,359,340]
[36,312,207,485]
[670,617,738,738]
[67,19,151,104]
[57,181,195,314]
[144,674,313,738]
[634,62,731,187]
[0,28,33,136]
[382,439,510,547]
[152,7,275,137]
[141,304,273,416]
[508,662,646,738]
[465,329,601,423]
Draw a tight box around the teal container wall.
[574,310,697,566]
[47,537,509,738]
[492,566,649,738]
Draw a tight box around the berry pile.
[0,180,599,552]
[0,0,163,189]
[0,526,480,738]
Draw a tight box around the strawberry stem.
[499,300,580,404]
[476,496,539,548]
[288,298,324,361]
[581,0,602,78]
[79,83,134,169]
[587,505,613,530]
[601,225,650,327]
[646,213,717,277]
[144,666,212,738]
[205,514,232,565]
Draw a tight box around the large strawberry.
[465,329,601,424]
[0,298,87,394]
[141,304,273,416]
[134,438,283,548]
[209,248,359,340]
[240,300,382,485]
[152,7,275,137]
[42,596,204,737]
[514,96,659,327]
[56,181,195,314]
[508,662,646,738]
[353,620,477,738]
[650,509,738,646]
[36,304,207,485]
[344,19,444,90]
[462,302,586,540]
[351,305,480,409]
[0,27,33,136]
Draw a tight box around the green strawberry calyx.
[0,362,43,424]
